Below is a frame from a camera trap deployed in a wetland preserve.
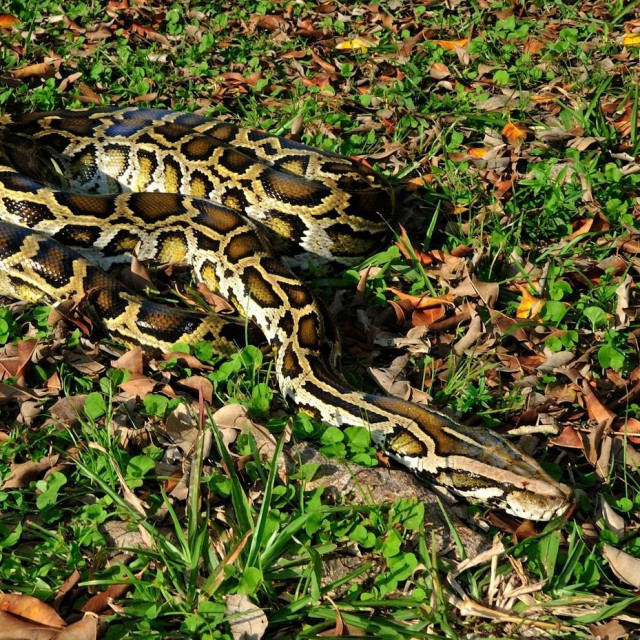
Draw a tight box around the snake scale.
[0,107,573,520]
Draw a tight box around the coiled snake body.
[0,107,572,520]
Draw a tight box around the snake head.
[376,399,574,521]
[430,423,573,521]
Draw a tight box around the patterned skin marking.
[0,108,575,521]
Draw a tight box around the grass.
[1,0,640,637]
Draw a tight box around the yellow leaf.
[0,14,20,28]
[622,33,640,47]
[433,38,469,51]
[467,147,488,158]
[502,121,527,145]
[516,287,544,320]
[335,37,371,53]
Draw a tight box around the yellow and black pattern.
[0,108,573,520]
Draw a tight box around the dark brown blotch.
[0,171,44,194]
[129,192,187,222]
[280,283,313,309]
[297,314,321,349]
[53,225,102,248]
[193,200,243,233]
[260,169,330,206]
[54,193,117,219]
[281,343,303,378]
[224,231,260,261]
[182,135,219,160]
[2,197,57,225]
[243,266,280,308]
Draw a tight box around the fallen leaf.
[335,37,373,53]
[523,38,545,55]
[226,594,268,640]
[589,620,628,640]
[11,62,56,79]
[581,380,616,425]
[0,594,65,628]
[602,544,640,588]
[119,373,156,399]
[53,613,98,639]
[54,570,81,607]
[0,14,20,28]
[2,455,60,489]
[454,314,485,355]
[178,375,213,403]
[516,287,544,320]
[429,63,450,79]
[432,38,469,51]
[0,611,60,639]
[81,584,130,615]
[502,122,527,145]
[622,33,640,47]
[111,347,143,374]
[49,395,87,427]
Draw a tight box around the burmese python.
[0,107,573,520]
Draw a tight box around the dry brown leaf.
[454,315,484,355]
[178,375,214,403]
[63,352,105,376]
[550,426,584,449]
[53,613,97,640]
[11,62,56,79]
[598,498,625,539]
[616,417,640,445]
[581,381,616,425]
[523,38,545,55]
[130,22,170,45]
[0,339,38,380]
[589,620,628,640]
[165,402,201,453]
[0,594,65,628]
[81,584,130,615]
[250,13,286,31]
[49,395,87,427]
[412,305,446,327]
[2,455,60,489]
[602,544,640,588]
[54,570,81,607]
[162,351,213,370]
[111,347,144,375]
[119,373,156,399]
[429,63,450,79]
[0,611,59,640]
[226,594,268,640]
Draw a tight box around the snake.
[0,107,573,521]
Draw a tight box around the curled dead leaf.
[0,14,20,28]
[0,593,65,628]
[11,61,57,79]
[431,38,469,51]
[2,455,60,489]
[515,287,544,320]
[502,122,528,145]
[602,544,640,588]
